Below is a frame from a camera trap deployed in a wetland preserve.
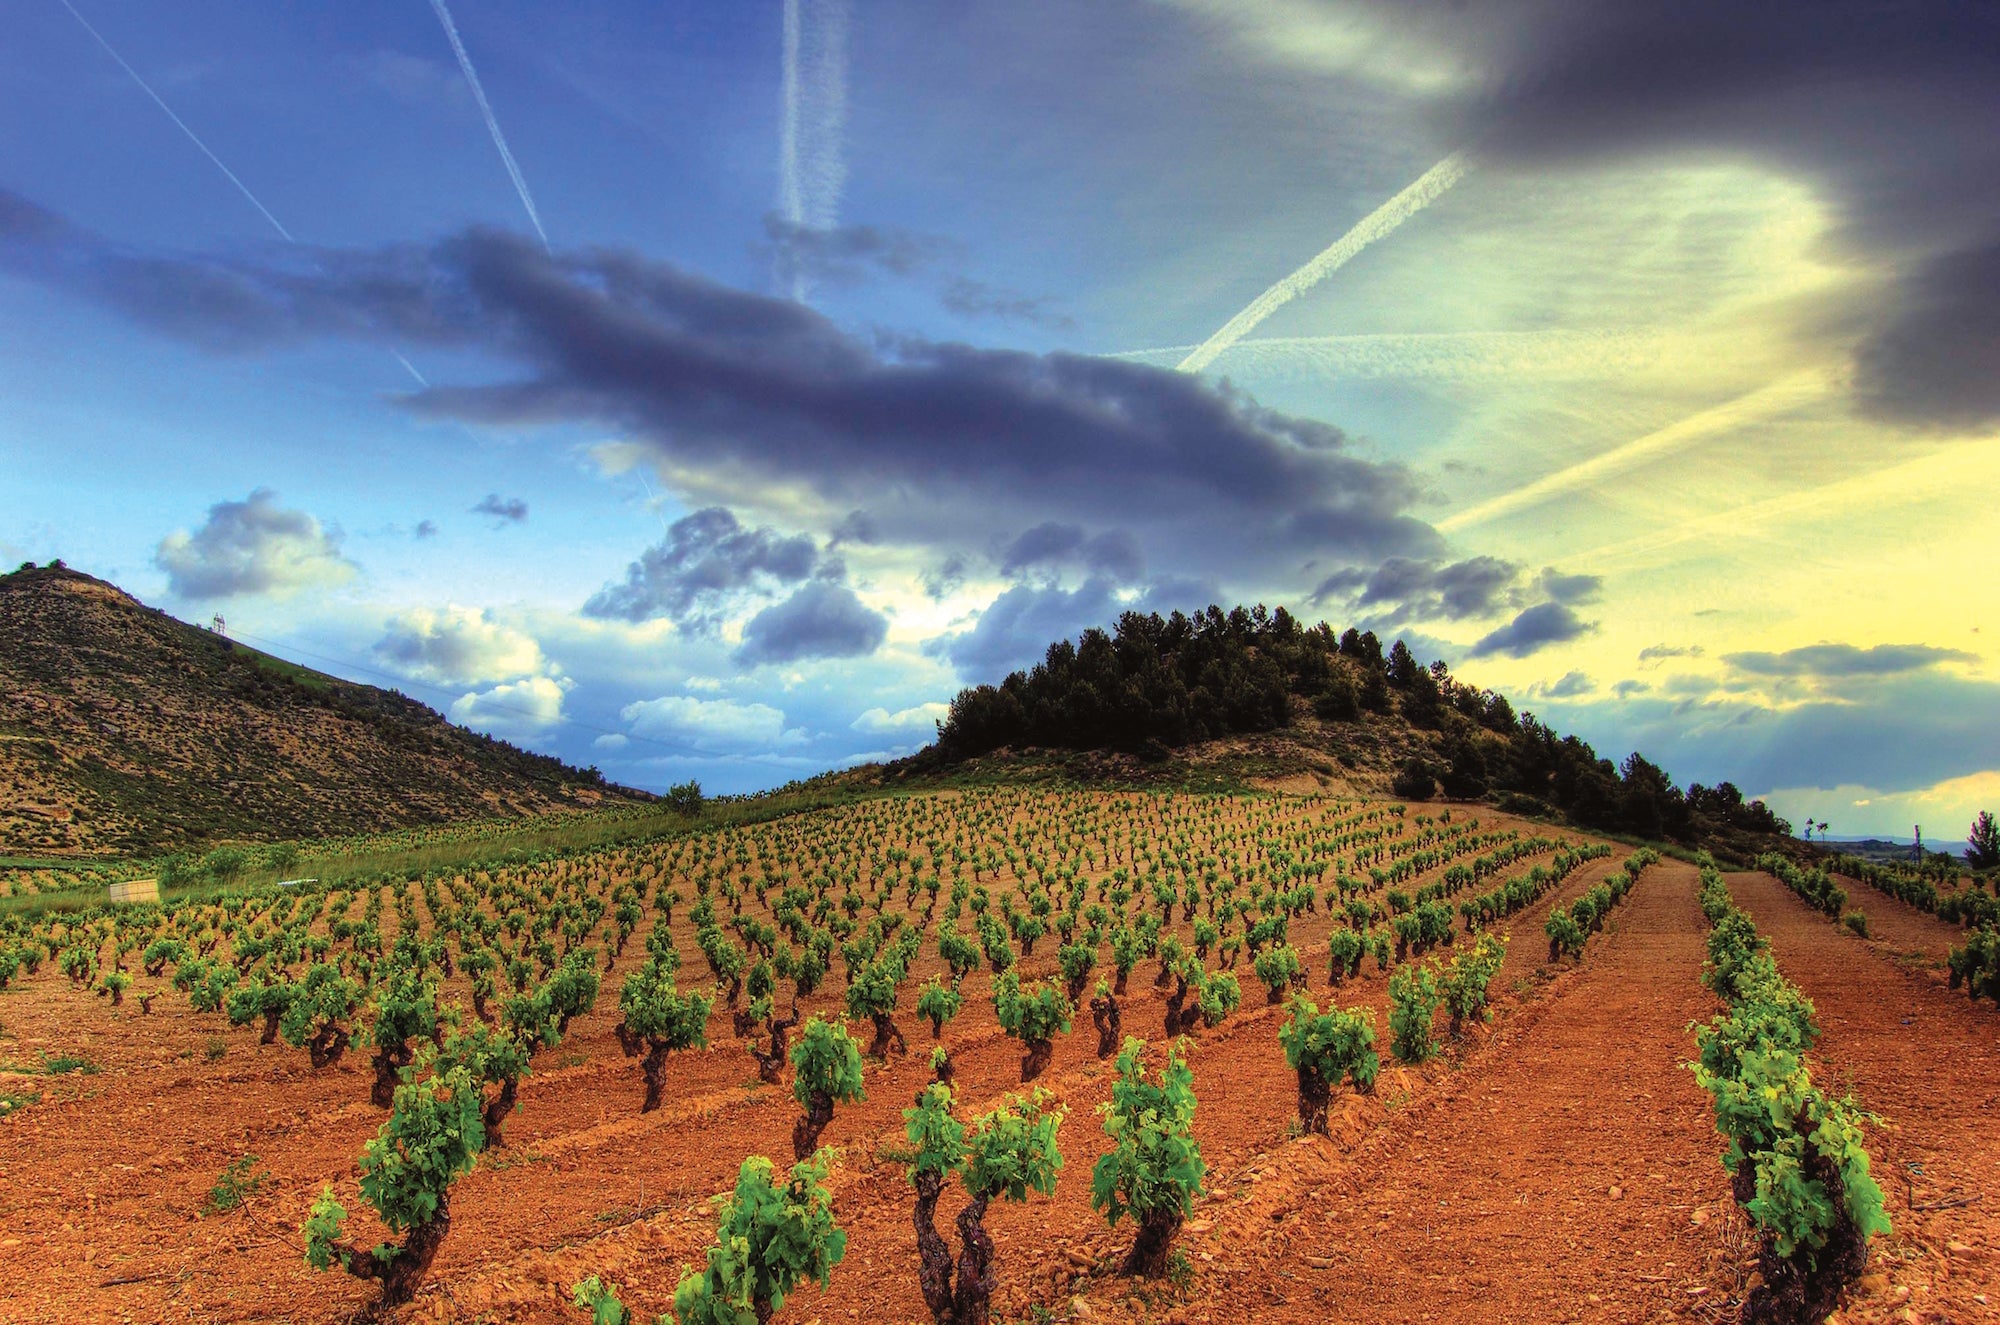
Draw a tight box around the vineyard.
[0,787,1993,1323]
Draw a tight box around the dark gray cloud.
[1433,0,2000,428]
[154,488,356,600]
[1314,556,1600,634]
[1638,643,1703,665]
[921,555,968,601]
[926,577,1124,680]
[940,277,1075,330]
[760,215,949,289]
[760,216,1072,329]
[1540,670,1594,698]
[1466,601,1593,659]
[998,523,1145,581]
[734,580,889,667]
[828,510,879,548]
[1724,642,1976,680]
[1316,554,1518,620]
[924,574,1220,681]
[471,493,528,524]
[414,519,439,540]
[1534,568,1601,606]
[0,192,1440,590]
[584,507,820,632]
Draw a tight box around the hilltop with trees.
[920,603,1790,859]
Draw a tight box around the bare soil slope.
[0,565,640,855]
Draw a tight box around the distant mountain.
[900,604,1792,861]
[0,564,647,856]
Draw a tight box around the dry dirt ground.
[2,839,1993,1324]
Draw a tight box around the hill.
[899,602,1793,862]
[0,563,645,856]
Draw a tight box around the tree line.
[930,604,1788,848]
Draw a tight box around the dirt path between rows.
[1830,868,1995,990]
[1198,859,1731,1324]
[1726,871,2000,1325]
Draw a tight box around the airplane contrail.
[1112,329,1668,382]
[1437,369,1832,535]
[778,0,851,298]
[429,0,551,254]
[55,0,430,388]
[1177,153,1469,374]
[55,0,295,242]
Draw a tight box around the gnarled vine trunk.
[260,1008,281,1045]
[307,1025,350,1070]
[868,1012,908,1059]
[793,1088,834,1160]
[1090,993,1121,1058]
[1296,1064,1330,1137]
[1121,1207,1183,1279]
[952,1193,996,1325]
[1020,1037,1053,1082]
[1163,976,1193,1037]
[372,1041,416,1108]
[641,1041,671,1113]
[1738,1150,1868,1325]
[483,1075,519,1148]
[332,1200,451,1309]
[912,1169,956,1324]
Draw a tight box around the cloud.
[1317,554,1518,621]
[851,702,949,736]
[375,605,545,686]
[1315,555,1600,627]
[926,577,1123,680]
[1723,642,1977,680]
[735,580,888,666]
[1638,643,1703,666]
[584,506,819,630]
[450,674,567,731]
[1537,670,1595,698]
[761,215,946,289]
[414,519,439,539]
[1466,601,1594,659]
[154,488,356,600]
[1534,568,1602,605]
[939,277,1074,330]
[471,493,528,524]
[999,524,1145,582]
[1438,0,2000,429]
[921,556,968,600]
[0,197,1441,589]
[621,694,801,750]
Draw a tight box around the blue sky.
[2,1,1995,839]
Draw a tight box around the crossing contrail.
[55,0,430,388]
[1177,153,1469,374]
[1437,369,1832,534]
[429,0,551,254]
[1111,329,1668,382]
[777,0,851,298]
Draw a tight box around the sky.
[1,1,1994,840]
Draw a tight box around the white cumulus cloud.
[376,605,547,687]
[621,694,805,751]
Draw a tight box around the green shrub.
[1387,963,1441,1064]
[903,1082,1066,1324]
[670,1151,846,1325]
[1091,1037,1205,1278]
[303,1060,485,1309]
[1278,996,1378,1134]
[789,1016,865,1160]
